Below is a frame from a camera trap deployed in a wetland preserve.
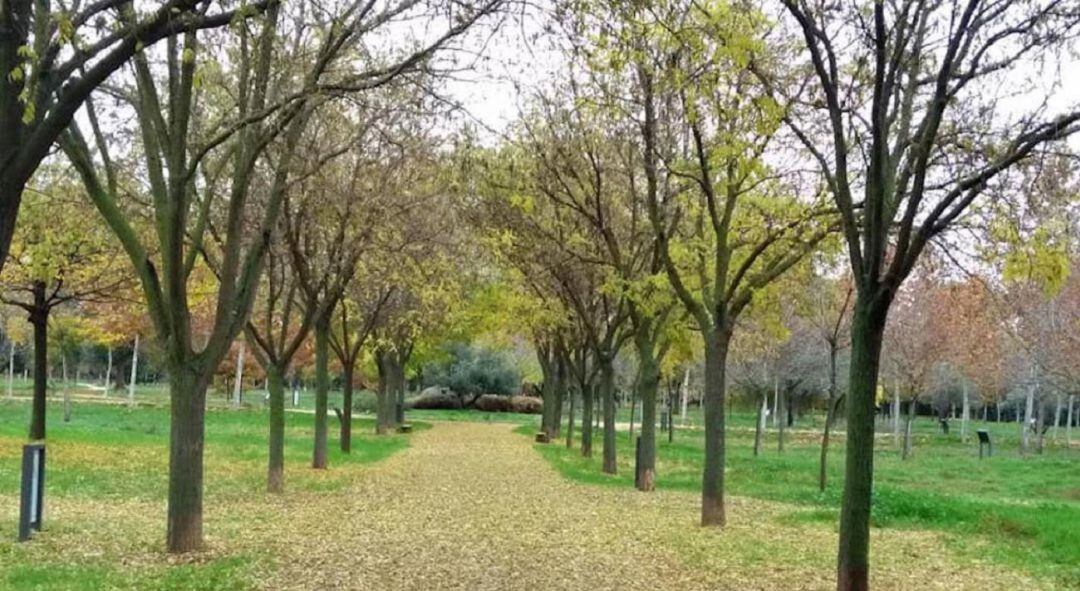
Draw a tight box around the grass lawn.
[517,410,1080,588]
[0,398,425,590]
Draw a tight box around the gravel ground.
[256,421,1045,591]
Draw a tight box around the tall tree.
[775,1,1080,586]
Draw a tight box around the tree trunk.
[62,354,71,423]
[777,385,786,453]
[266,364,286,493]
[628,387,636,439]
[902,400,915,460]
[753,391,766,457]
[553,353,566,437]
[1067,394,1074,447]
[836,294,888,591]
[680,367,689,426]
[1022,378,1035,456]
[600,357,617,474]
[129,334,139,406]
[28,283,48,440]
[340,362,354,453]
[961,381,970,443]
[581,383,594,457]
[6,339,13,400]
[891,383,900,446]
[1052,394,1062,442]
[104,347,112,397]
[700,328,731,527]
[233,341,245,408]
[539,348,556,438]
[772,377,779,429]
[634,326,660,492]
[820,342,839,492]
[566,385,576,449]
[312,318,330,469]
[166,365,210,553]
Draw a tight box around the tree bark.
[700,328,731,527]
[581,383,594,457]
[312,317,330,469]
[820,341,839,492]
[836,294,888,591]
[7,340,15,399]
[553,351,566,437]
[129,333,139,406]
[340,362,354,453]
[891,382,900,447]
[902,400,915,460]
[634,326,660,492]
[104,347,112,397]
[680,367,690,426]
[600,357,617,474]
[566,384,576,449]
[266,364,286,493]
[1067,394,1074,447]
[777,385,786,453]
[166,366,210,553]
[233,341,245,408]
[28,282,47,440]
[961,381,970,443]
[754,392,766,457]
[1022,377,1035,456]
[62,354,71,423]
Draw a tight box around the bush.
[473,394,542,414]
[350,391,379,413]
[423,343,520,403]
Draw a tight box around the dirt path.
[259,421,1042,591]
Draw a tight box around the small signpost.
[19,443,45,542]
[977,429,992,459]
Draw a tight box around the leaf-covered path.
[260,421,1043,590]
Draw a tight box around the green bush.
[422,342,520,400]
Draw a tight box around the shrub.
[422,342,521,403]
[408,387,463,410]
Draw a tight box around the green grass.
[519,411,1080,587]
[0,398,424,590]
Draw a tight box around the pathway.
[259,421,1043,591]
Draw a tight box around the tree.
[0,168,127,440]
[64,0,508,552]
[0,1,273,278]
[805,275,853,490]
[774,0,1080,585]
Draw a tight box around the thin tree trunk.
[628,386,636,439]
[312,318,330,469]
[753,392,766,457]
[233,341,245,408]
[700,328,731,527]
[103,347,112,397]
[340,362,354,453]
[1052,394,1062,442]
[680,367,690,426]
[961,381,969,443]
[566,385,576,449]
[266,364,286,493]
[129,333,139,406]
[902,400,915,460]
[1022,377,1035,456]
[820,342,839,492]
[1067,394,1074,447]
[772,377,779,429]
[6,340,13,400]
[892,384,900,446]
[836,294,887,591]
[553,352,566,437]
[777,385,786,453]
[166,366,209,552]
[62,354,71,423]
[600,358,617,474]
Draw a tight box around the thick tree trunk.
[836,294,888,591]
[375,350,400,435]
[634,327,660,492]
[820,343,839,492]
[700,328,731,527]
[29,293,47,440]
[266,364,286,493]
[166,366,210,553]
[600,357,617,474]
[312,318,330,469]
[581,383,594,457]
[340,362,354,453]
